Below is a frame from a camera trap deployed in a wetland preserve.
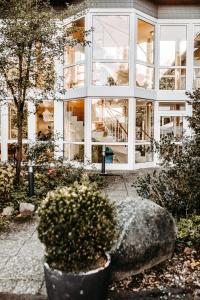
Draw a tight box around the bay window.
[159,25,187,90]
[92,15,129,86]
[136,19,155,89]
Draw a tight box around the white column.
[85,12,92,88]
[54,100,63,159]
[1,103,8,161]
[128,98,135,170]
[187,24,194,91]
[154,100,160,165]
[84,98,91,165]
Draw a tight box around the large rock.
[111,197,177,281]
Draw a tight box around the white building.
[0,0,199,170]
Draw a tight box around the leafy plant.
[37,179,116,272]
[177,215,200,250]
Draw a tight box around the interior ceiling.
[51,0,200,5]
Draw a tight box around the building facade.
[0,0,200,170]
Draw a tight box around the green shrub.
[177,215,200,250]
[37,179,116,272]
[0,164,15,210]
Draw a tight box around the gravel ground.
[110,245,200,299]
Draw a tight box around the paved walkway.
[0,173,139,299]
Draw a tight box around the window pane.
[159,102,185,111]
[92,145,128,164]
[193,68,200,89]
[136,100,153,141]
[8,144,28,162]
[93,16,129,60]
[160,116,184,142]
[64,65,84,89]
[64,99,84,142]
[159,69,186,90]
[8,104,28,139]
[160,26,187,67]
[92,99,128,143]
[137,19,154,64]
[194,26,200,66]
[136,64,154,89]
[36,101,54,141]
[64,144,84,162]
[135,144,153,163]
[65,18,85,65]
[93,63,129,86]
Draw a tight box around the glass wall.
[160,116,184,142]
[136,19,155,89]
[36,101,54,140]
[193,26,200,89]
[92,98,128,143]
[64,18,85,89]
[64,99,84,162]
[135,100,154,163]
[159,25,187,90]
[92,98,128,164]
[92,15,129,86]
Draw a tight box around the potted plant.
[37,178,116,300]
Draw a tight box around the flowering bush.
[37,179,116,272]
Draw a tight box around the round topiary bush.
[37,179,116,273]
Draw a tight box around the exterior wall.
[87,0,157,17]
[158,5,200,19]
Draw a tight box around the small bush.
[0,164,15,210]
[177,215,200,250]
[37,179,116,272]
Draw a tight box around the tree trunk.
[15,109,23,187]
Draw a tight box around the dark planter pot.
[44,253,111,300]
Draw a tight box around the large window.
[159,25,187,90]
[64,99,84,162]
[193,26,200,89]
[135,100,154,163]
[160,116,184,142]
[92,15,129,86]
[64,18,85,89]
[92,98,128,143]
[136,19,155,89]
[8,104,28,140]
[92,98,128,165]
[36,101,54,140]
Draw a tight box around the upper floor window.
[136,19,155,89]
[159,25,187,90]
[64,18,85,89]
[92,15,129,86]
[193,26,200,89]
[137,19,154,64]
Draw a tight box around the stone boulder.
[111,197,177,281]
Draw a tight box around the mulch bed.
[109,245,200,300]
